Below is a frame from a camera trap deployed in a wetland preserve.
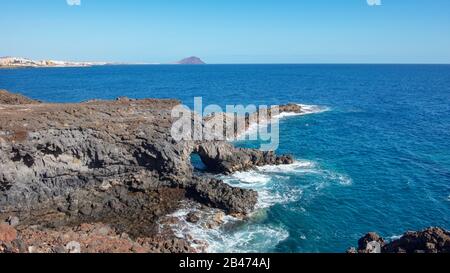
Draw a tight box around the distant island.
[176,56,206,65]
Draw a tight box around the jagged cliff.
[0,90,292,252]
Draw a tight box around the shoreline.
[160,105,335,253]
[0,89,295,253]
[0,89,448,253]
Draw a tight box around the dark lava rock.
[383,227,450,253]
[186,212,201,224]
[278,103,303,113]
[0,90,295,252]
[350,227,450,253]
[357,232,385,253]
[196,142,294,174]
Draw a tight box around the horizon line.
[3,56,450,66]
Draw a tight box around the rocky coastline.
[0,89,448,253]
[0,89,293,253]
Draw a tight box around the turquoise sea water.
[1,65,449,252]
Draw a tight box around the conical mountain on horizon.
[176,56,206,65]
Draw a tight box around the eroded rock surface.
[0,90,294,252]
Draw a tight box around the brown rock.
[0,89,40,105]
[383,227,450,253]
[351,227,450,254]
[0,224,17,243]
[357,232,385,253]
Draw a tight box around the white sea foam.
[256,188,304,209]
[206,225,289,253]
[326,172,353,186]
[297,104,331,115]
[165,159,353,253]
[389,234,403,241]
[221,160,318,209]
[257,160,316,173]
[164,202,289,253]
[228,171,272,185]
[274,112,303,119]
[226,160,353,210]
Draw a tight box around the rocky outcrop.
[0,90,40,105]
[184,177,258,213]
[196,142,293,174]
[348,232,385,253]
[0,90,294,252]
[204,103,307,141]
[349,227,450,253]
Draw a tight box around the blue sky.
[1,0,449,63]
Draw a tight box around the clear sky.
[1,0,449,63]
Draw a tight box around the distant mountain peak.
[176,56,206,65]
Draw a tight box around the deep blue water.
[1,65,450,252]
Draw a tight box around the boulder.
[351,227,450,253]
[5,216,20,227]
[186,212,201,224]
[383,227,450,253]
[357,232,385,253]
[65,241,81,253]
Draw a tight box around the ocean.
[1,64,449,252]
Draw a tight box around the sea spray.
[163,158,352,253]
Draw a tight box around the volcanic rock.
[351,227,450,253]
[0,90,295,252]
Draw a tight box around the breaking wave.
[165,159,353,253]
[163,104,352,253]
[164,202,289,253]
